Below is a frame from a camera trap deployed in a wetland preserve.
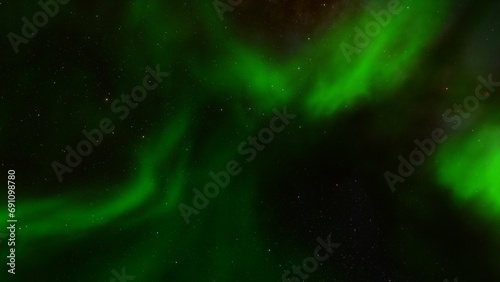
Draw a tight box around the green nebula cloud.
[436,125,500,218]
[8,0,467,280]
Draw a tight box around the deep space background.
[1,0,500,281]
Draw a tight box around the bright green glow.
[305,0,450,118]
[192,0,451,118]
[436,126,500,217]
[17,113,191,239]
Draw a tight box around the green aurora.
[2,0,500,280]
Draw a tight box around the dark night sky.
[1,0,500,281]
